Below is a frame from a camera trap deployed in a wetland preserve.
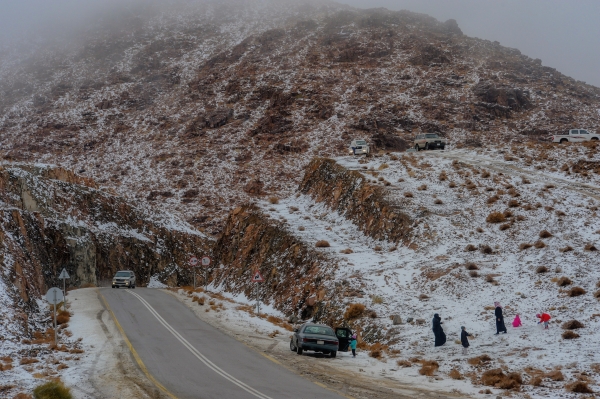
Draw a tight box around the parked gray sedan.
[289,323,339,357]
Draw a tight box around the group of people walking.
[432,302,552,354]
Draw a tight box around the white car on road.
[348,139,370,155]
[551,129,599,143]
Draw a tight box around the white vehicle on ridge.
[551,129,598,143]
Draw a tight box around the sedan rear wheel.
[289,339,296,351]
[296,345,303,355]
[330,351,337,358]
[415,144,420,151]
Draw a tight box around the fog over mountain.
[339,0,600,87]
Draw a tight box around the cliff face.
[211,204,336,317]
[0,164,210,336]
[299,158,412,243]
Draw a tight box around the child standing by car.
[350,334,357,357]
[460,326,472,355]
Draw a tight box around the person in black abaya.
[494,301,507,334]
[432,313,446,346]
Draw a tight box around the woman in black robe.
[494,301,507,334]
[432,313,446,346]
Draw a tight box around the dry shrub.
[13,394,32,399]
[560,245,574,253]
[562,330,580,340]
[418,360,439,376]
[476,227,484,233]
[481,368,522,389]
[340,248,353,254]
[556,210,566,217]
[530,376,543,386]
[487,195,499,204]
[536,266,548,274]
[481,170,491,178]
[468,354,491,366]
[545,370,564,381]
[438,172,447,181]
[449,181,456,188]
[499,223,511,231]
[469,270,479,278]
[344,303,365,320]
[465,262,479,270]
[568,287,586,297]
[480,245,493,254]
[449,369,462,380]
[33,380,72,399]
[519,243,533,251]
[396,359,412,368]
[371,295,384,304]
[20,358,39,365]
[485,275,496,284]
[268,197,279,204]
[198,297,205,305]
[404,192,413,198]
[465,244,477,252]
[486,211,506,223]
[418,294,430,300]
[534,240,546,249]
[569,381,593,393]
[508,199,520,208]
[595,290,600,299]
[315,240,330,248]
[369,343,387,359]
[556,277,572,286]
[562,320,584,330]
[539,230,553,238]
[298,226,305,231]
[56,311,70,325]
[585,243,598,251]
[434,199,443,204]
[503,210,513,218]
[418,184,427,191]
[0,363,13,371]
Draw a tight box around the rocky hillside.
[1,1,598,235]
[0,163,210,338]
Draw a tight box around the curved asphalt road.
[101,288,346,399]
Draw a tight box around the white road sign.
[59,268,70,279]
[46,287,64,305]
[189,257,198,266]
[201,256,211,267]
[251,271,264,283]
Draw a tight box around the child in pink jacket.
[512,314,522,327]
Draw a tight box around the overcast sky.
[339,0,600,87]
[0,0,598,87]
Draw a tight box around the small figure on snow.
[350,334,357,357]
[494,301,507,335]
[432,313,447,347]
[460,326,472,355]
[512,314,522,328]
[536,313,551,329]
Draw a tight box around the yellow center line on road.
[98,290,179,399]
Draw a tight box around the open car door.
[335,327,352,352]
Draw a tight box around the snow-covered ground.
[223,149,599,398]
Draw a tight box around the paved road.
[101,288,346,399]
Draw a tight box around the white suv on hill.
[551,129,599,143]
[112,270,136,289]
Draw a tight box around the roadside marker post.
[189,257,198,289]
[46,287,64,346]
[58,268,70,307]
[251,270,264,316]
[201,256,211,290]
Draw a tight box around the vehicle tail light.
[303,338,313,343]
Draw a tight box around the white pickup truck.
[551,129,599,143]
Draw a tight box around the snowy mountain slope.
[1,2,598,236]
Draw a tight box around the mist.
[1,0,598,87]
[338,0,600,87]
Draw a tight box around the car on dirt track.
[551,129,599,143]
[348,139,370,156]
[290,323,339,357]
[112,270,136,289]
[414,133,446,151]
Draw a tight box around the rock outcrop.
[299,158,412,243]
[0,164,210,336]
[211,204,336,317]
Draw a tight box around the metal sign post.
[189,257,198,289]
[46,287,64,346]
[59,268,70,308]
[201,257,211,291]
[251,270,264,316]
